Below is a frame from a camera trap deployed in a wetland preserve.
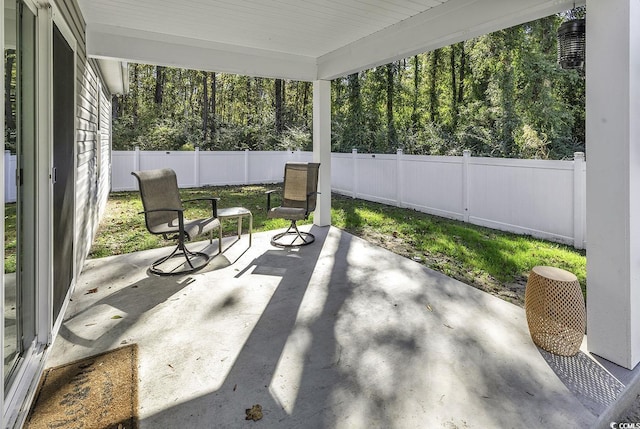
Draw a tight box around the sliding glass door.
[4,0,37,388]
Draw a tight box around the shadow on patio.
[46,225,602,428]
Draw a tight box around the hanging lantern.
[557,9,586,75]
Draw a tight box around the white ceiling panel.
[79,0,579,81]
[79,0,447,57]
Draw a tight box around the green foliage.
[331,13,584,159]
[112,67,313,152]
[112,12,585,160]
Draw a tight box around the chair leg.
[150,240,211,276]
[270,220,315,247]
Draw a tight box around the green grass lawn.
[86,185,586,307]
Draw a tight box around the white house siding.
[56,0,113,276]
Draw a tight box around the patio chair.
[266,162,320,247]
[131,168,222,275]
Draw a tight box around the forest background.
[110,14,585,160]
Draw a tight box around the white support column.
[573,152,585,250]
[313,80,331,226]
[586,0,640,369]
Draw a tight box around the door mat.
[25,344,139,429]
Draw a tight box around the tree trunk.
[458,42,465,104]
[411,55,420,131]
[275,78,283,135]
[451,45,458,129]
[386,63,396,146]
[429,49,440,123]
[154,65,165,106]
[211,72,217,138]
[132,64,139,127]
[246,77,251,125]
[302,82,310,127]
[202,71,209,143]
[111,94,120,121]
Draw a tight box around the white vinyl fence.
[108,148,586,249]
[112,148,313,191]
[4,151,17,203]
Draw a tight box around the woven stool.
[524,266,585,356]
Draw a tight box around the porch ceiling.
[79,0,579,81]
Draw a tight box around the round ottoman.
[524,266,586,356]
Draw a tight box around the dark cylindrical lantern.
[557,19,586,72]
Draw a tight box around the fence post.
[5,150,11,203]
[244,149,250,184]
[462,150,471,223]
[194,147,200,188]
[573,152,586,249]
[352,148,358,199]
[134,146,140,172]
[396,148,403,207]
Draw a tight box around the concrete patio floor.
[44,225,635,428]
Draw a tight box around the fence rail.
[111,148,586,248]
[23,148,584,249]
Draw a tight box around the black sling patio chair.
[266,162,320,247]
[132,168,222,275]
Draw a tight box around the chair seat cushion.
[268,207,307,221]
[184,217,221,240]
[151,216,220,240]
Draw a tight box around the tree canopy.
[111,14,585,159]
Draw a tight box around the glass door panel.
[4,0,19,381]
[4,0,36,386]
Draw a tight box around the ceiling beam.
[86,0,583,82]
[86,24,318,81]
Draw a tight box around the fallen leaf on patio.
[245,404,263,421]
[111,315,123,319]
[85,288,98,294]
[426,305,433,312]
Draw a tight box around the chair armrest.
[138,207,183,215]
[182,197,220,217]
[265,190,277,212]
